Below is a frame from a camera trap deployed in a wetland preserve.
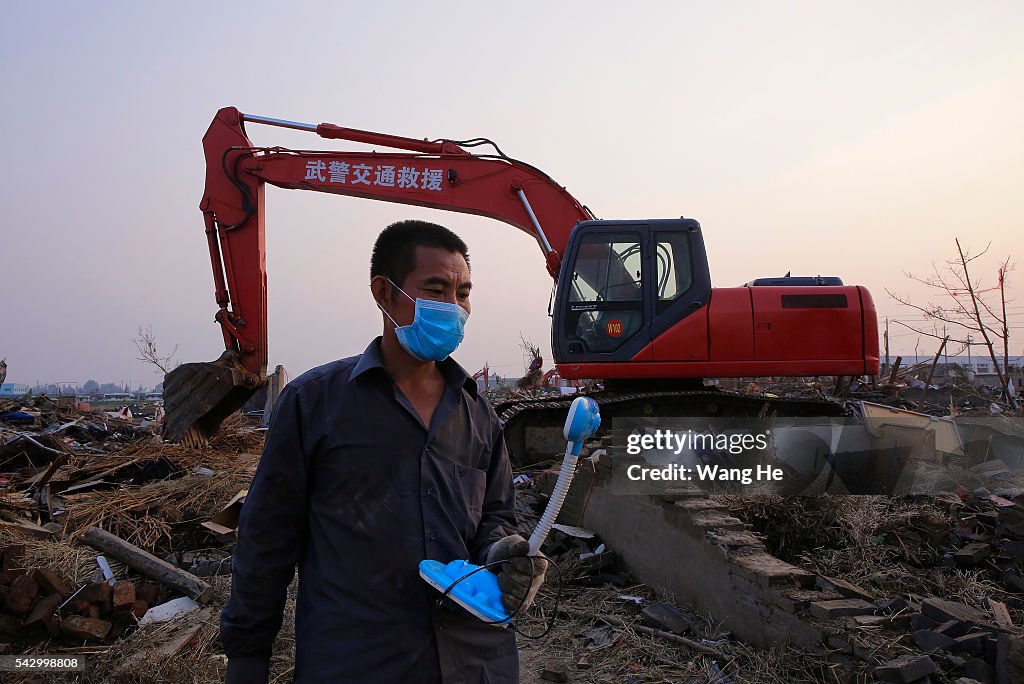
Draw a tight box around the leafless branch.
[132,325,180,375]
[891,320,970,345]
[888,238,1014,398]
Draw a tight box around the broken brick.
[640,602,692,635]
[827,631,876,660]
[945,654,967,669]
[731,553,816,588]
[934,620,967,637]
[910,629,958,652]
[78,582,113,611]
[921,598,992,629]
[31,568,71,598]
[541,661,570,682]
[952,632,991,655]
[848,614,894,627]
[130,600,149,619]
[819,575,875,601]
[997,633,1024,684]
[68,598,90,614]
[953,543,993,567]
[873,654,936,682]
[61,615,112,642]
[1000,540,1024,563]
[1003,572,1024,594]
[112,580,135,611]
[809,598,876,620]
[24,593,61,627]
[773,588,841,613]
[962,658,993,683]
[877,597,909,614]
[2,573,39,616]
[988,599,1013,632]
[78,582,112,602]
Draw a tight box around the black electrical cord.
[219,146,258,231]
[431,135,561,187]
[435,555,563,639]
[443,137,510,159]
[440,138,600,219]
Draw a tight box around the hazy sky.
[2,1,1022,388]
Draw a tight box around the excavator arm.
[163,107,592,443]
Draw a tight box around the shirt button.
[429,532,437,541]
[424,487,434,496]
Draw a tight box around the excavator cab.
[552,219,711,364]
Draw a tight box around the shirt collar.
[350,337,478,398]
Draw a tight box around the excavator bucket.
[162,351,264,447]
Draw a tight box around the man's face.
[383,245,472,327]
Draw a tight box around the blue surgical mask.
[379,279,469,361]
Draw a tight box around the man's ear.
[370,275,391,308]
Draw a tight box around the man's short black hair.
[370,220,470,287]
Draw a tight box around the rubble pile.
[725,376,1021,418]
[725,472,1024,682]
[512,486,853,683]
[0,545,164,648]
[0,374,1019,682]
[0,395,259,673]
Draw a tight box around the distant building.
[102,392,133,401]
[881,355,1023,388]
[0,383,30,398]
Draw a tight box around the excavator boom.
[163,107,591,443]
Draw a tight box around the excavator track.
[496,389,850,465]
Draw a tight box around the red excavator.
[163,107,879,449]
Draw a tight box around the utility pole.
[884,317,890,374]
[923,336,949,403]
[943,325,948,372]
[999,264,1010,383]
[967,333,972,385]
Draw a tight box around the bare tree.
[517,334,544,389]
[887,239,1014,399]
[132,325,180,375]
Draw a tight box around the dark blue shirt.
[221,338,519,683]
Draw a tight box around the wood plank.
[80,527,213,603]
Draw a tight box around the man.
[221,220,545,683]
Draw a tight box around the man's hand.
[485,534,548,612]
